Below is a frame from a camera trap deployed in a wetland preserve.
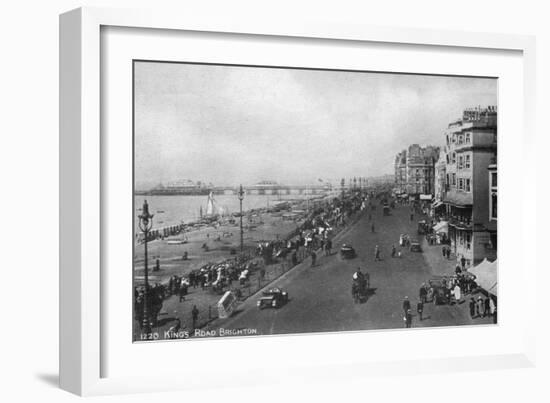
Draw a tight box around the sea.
[134,194,314,232]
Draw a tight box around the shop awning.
[432,221,448,234]
[468,258,498,296]
[432,200,443,208]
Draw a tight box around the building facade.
[394,150,407,194]
[442,106,497,267]
[394,144,439,197]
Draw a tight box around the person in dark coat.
[404,309,413,328]
[325,238,332,256]
[310,250,317,267]
[178,285,186,302]
[417,301,424,321]
[402,296,411,314]
[469,298,476,318]
[191,305,199,329]
[461,255,466,269]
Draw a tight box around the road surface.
[204,204,491,337]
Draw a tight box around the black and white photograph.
[133,60,498,342]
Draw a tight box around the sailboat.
[205,192,215,216]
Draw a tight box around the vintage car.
[257,287,289,309]
[340,244,357,259]
[409,240,422,252]
[383,204,391,216]
[427,277,451,305]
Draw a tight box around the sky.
[134,61,497,189]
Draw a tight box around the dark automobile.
[340,244,357,259]
[427,277,451,305]
[409,240,422,252]
[257,287,289,309]
[383,205,391,216]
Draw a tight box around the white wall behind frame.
[0,0,547,402]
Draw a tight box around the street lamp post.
[138,199,154,334]
[238,185,245,254]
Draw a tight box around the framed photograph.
[60,7,537,396]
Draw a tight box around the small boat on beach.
[166,239,187,245]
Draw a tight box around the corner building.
[442,107,497,267]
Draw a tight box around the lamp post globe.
[138,199,154,334]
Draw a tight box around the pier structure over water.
[137,180,333,196]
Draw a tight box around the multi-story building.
[443,106,497,267]
[394,144,439,197]
[394,150,407,194]
[432,147,447,216]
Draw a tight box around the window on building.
[465,154,471,169]
[458,155,463,169]
[465,179,471,192]
[446,154,450,164]
[466,133,471,143]
[458,178,464,190]
[452,152,456,164]
[491,172,497,187]
[452,173,456,186]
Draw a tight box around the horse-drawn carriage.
[351,271,370,303]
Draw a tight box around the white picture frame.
[60,7,537,396]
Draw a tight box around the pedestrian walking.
[371,222,375,233]
[374,245,381,261]
[484,297,491,317]
[477,296,484,317]
[310,250,317,267]
[446,247,451,259]
[489,297,496,316]
[469,298,476,318]
[419,284,427,303]
[461,255,466,269]
[325,238,332,256]
[404,309,413,328]
[191,305,199,329]
[402,296,411,314]
[391,244,396,258]
[410,213,414,222]
[442,246,447,258]
[417,301,424,321]
[179,285,186,302]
